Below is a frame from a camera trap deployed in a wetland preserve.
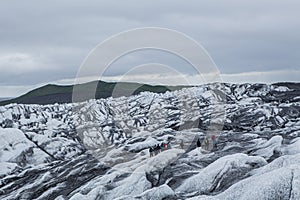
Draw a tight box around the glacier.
[0,83,300,199]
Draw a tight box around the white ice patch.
[136,184,175,200]
[252,135,283,159]
[0,128,32,163]
[188,165,300,200]
[251,153,300,176]
[0,162,18,177]
[283,138,300,155]
[176,153,267,195]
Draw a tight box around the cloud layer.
[1,69,299,98]
[0,0,299,97]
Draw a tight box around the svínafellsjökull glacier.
[0,83,300,199]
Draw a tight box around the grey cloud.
[0,0,299,91]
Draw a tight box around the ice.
[146,149,184,172]
[104,166,152,199]
[251,135,283,159]
[0,82,299,199]
[127,136,159,152]
[189,165,300,200]
[0,128,32,163]
[251,153,300,176]
[0,162,18,177]
[176,153,267,195]
[135,184,175,199]
[274,86,289,92]
[283,138,300,155]
[69,186,105,200]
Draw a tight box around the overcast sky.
[1,0,300,97]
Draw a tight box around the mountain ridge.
[1,81,299,106]
[0,80,186,106]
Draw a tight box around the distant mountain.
[0,97,13,102]
[0,80,186,106]
[1,81,299,106]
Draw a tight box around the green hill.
[0,80,186,106]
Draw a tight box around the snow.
[96,148,183,199]
[283,138,300,155]
[146,149,184,172]
[135,184,175,200]
[0,83,299,199]
[127,136,158,152]
[69,186,105,200]
[0,128,32,163]
[274,86,289,92]
[0,162,18,177]
[251,153,300,176]
[188,165,300,200]
[104,166,152,199]
[252,135,283,159]
[176,153,267,195]
[187,147,211,157]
